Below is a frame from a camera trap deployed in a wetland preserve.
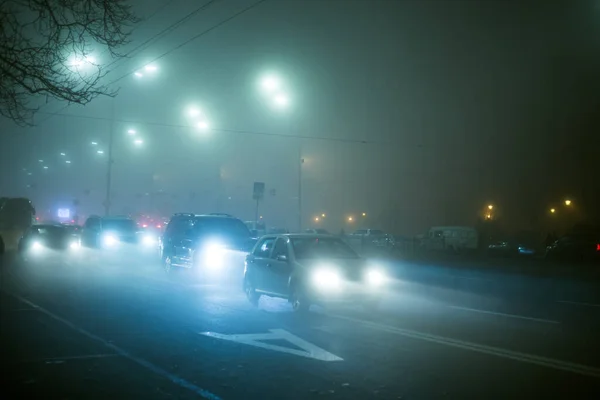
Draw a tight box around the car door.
[82,217,100,246]
[171,218,193,266]
[177,220,198,268]
[265,238,293,296]
[246,236,276,292]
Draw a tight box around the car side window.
[271,238,288,259]
[254,237,275,258]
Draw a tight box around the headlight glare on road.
[103,233,117,247]
[312,268,341,290]
[366,269,386,286]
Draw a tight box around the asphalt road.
[1,246,600,399]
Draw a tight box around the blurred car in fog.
[18,224,81,256]
[160,213,255,275]
[81,216,140,248]
[305,228,330,235]
[350,228,395,248]
[487,240,536,257]
[243,234,387,313]
[545,233,600,262]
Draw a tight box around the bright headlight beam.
[31,241,43,251]
[312,268,341,290]
[103,234,117,247]
[366,270,386,286]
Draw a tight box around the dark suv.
[159,213,254,273]
[81,215,139,248]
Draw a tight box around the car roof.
[171,213,237,219]
[33,223,65,228]
[276,233,340,239]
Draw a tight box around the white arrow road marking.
[200,329,343,362]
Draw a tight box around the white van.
[423,226,478,252]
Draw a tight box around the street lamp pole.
[104,100,115,216]
[298,141,303,231]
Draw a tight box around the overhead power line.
[108,0,268,86]
[103,0,221,73]
[38,111,374,145]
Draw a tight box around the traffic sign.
[200,329,343,362]
[253,182,265,200]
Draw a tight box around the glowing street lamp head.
[97,150,104,154]
[134,138,144,146]
[565,199,572,206]
[348,216,354,222]
[187,107,201,118]
[321,213,326,218]
[550,208,556,214]
[134,72,143,78]
[273,93,289,108]
[314,217,320,222]
[144,64,158,72]
[197,120,210,131]
[127,129,136,135]
[488,204,494,210]
[362,212,367,217]
[261,75,281,92]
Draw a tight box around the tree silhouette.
[0,0,137,125]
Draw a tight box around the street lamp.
[127,129,136,135]
[348,216,354,222]
[321,213,326,218]
[273,93,289,108]
[565,199,572,206]
[488,204,493,210]
[550,208,556,214]
[91,142,98,146]
[261,75,281,93]
[197,120,210,132]
[362,212,367,217]
[314,216,320,222]
[97,150,104,154]
[187,106,201,118]
[133,138,144,146]
[60,152,66,156]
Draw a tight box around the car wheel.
[290,284,310,314]
[244,275,261,306]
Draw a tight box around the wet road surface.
[1,248,599,399]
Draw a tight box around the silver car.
[243,234,388,313]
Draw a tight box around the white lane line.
[4,291,222,400]
[446,305,560,324]
[330,314,600,378]
[557,300,600,309]
[18,354,121,364]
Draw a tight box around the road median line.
[2,290,223,400]
[330,313,600,378]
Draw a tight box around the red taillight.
[156,224,162,229]
[597,244,600,251]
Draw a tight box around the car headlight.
[201,242,226,268]
[31,240,43,251]
[366,269,386,286]
[142,234,156,246]
[69,240,81,250]
[103,234,117,246]
[312,268,342,290]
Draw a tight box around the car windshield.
[291,237,359,259]
[33,225,68,237]
[195,217,250,238]
[103,219,137,232]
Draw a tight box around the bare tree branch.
[0,0,137,125]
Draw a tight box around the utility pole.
[298,141,303,232]
[104,101,115,216]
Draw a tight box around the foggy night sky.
[1,0,599,235]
